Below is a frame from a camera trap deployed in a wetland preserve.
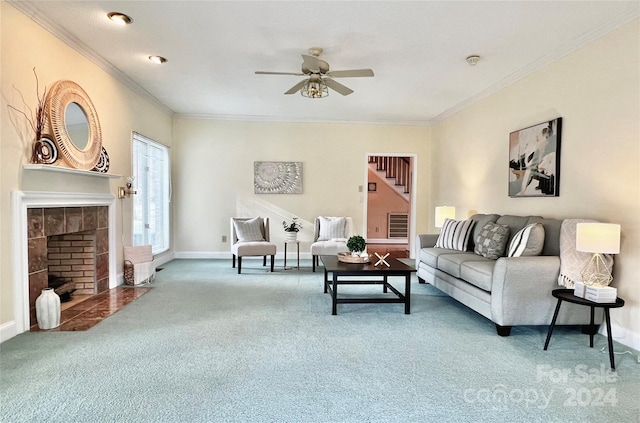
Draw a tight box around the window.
[132,132,170,254]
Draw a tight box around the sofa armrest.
[491,256,561,326]
[416,234,439,249]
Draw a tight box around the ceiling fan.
[255,47,374,97]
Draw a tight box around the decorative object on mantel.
[254,161,303,194]
[35,288,61,330]
[92,146,110,173]
[282,217,302,242]
[45,80,103,171]
[5,68,50,164]
[508,117,562,197]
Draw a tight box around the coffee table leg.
[604,308,616,370]
[405,273,411,314]
[323,267,328,293]
[332,272,338,315]
[544,298,563,350]
[383,275,388,293]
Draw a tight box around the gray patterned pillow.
[233,217,265,242]
[474,222,510,259]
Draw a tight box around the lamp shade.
[575,223,621,254]
[435,206,456,228]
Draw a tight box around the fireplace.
[27,206,110,327]
[12,191,117,335]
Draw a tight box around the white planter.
[285,232,298,242]
[35,288,61,330]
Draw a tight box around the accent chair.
[231,217,276,274]
[310,216,353,272]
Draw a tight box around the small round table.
[544,289,625,370]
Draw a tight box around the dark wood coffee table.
[320,255,416,315]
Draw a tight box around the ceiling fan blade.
[326,69,374,78]
[302,54,321,72]
[255,71,304,76]
[323,78,354,96]
[284,79,308,95]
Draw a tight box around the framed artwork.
[368,182,377,192]
[508,117,562,197]
[254,161,303,194]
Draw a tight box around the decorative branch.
[6,68,47,140]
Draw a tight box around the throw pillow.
[474,222,510,259]
[233,217,265,242]
[434,219,476,252]
[507,223,545,257]
[318,216,347,241]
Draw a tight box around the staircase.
[368,156,412,200]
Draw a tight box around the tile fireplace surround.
[11,191,117,335]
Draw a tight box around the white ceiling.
[10,1,639,125]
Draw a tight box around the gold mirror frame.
[46,80,102,170]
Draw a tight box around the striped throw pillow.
[507,223,545,257]
[233,217,265,242]
[435,219,476,251]
[318,216,347,241]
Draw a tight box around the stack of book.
[574,282,617,303]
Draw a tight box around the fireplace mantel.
[23,164,121,179]
[11,191,117,336]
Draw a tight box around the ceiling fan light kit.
[466,55,480,66]
[255,47,374,98]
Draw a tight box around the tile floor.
[31,286,150,332]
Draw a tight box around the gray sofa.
[416,214,600,336]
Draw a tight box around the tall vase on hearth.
[35,288,61,329]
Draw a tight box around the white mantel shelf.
[23,164,121,179]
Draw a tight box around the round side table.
[543,288,625,370]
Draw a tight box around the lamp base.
[580,253,613,287]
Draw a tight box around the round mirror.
[46,80,102,170]
[64,102,90,150]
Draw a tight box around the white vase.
[285,232,298,242]
[35,288,61,330]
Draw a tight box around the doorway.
[364,154,416,258]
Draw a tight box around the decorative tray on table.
[337,252,370,264]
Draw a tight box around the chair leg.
[270,255,274,272]
[238,257,242,274]
[312,255,316,272]
[232,254,236,268]
[263,255,267,267]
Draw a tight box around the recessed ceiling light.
[148,55,168,65]
[107,12,133,25]
[466,55,480,66]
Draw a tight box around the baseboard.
[602,322,640,352]
[0,320,17,344]
[175,251,313,260]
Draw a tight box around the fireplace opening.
[27,206,110,328]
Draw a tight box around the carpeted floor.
[1,259,639,422]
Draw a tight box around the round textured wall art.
[254,161,303,194]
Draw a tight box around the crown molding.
[8,0,174,116]
[173,113,431,127]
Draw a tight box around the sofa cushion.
[474,222,510,259]
[507,223,545,257]
[438,252,489,278]
[460,260,496,292]
[435,219,476,251]
[419,247,467,268]
[233,217,265,242]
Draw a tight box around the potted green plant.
[282,217,302,242]
[347,235,367,256]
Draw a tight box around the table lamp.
[435,206,456,228]
[575,223,620,286]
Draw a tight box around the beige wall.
[172,118,430,255]
[1,3,173,329]
[431,20,640,348]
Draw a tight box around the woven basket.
[123,260,135,285]
[337,252,370,264]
